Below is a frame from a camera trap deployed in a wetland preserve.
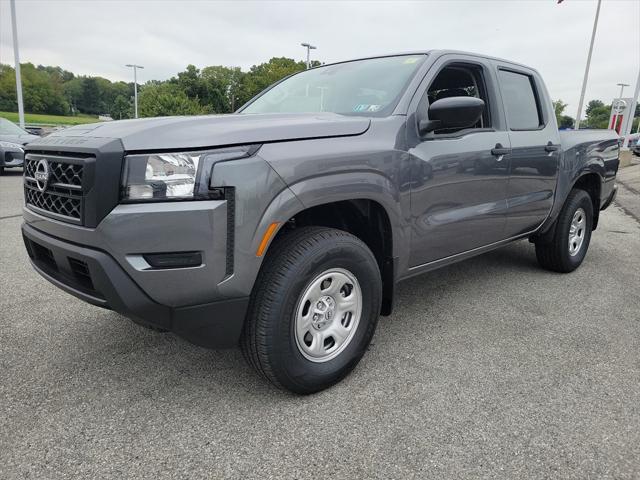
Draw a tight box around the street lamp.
[125,64,144,118]
[616,82,630,100]
[300,43,317,69]
[10,0,25,128]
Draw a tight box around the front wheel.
[241,227,382,394]
[535,188,593,273]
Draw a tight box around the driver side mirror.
[418,97,485,136]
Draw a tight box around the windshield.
[0,118,29,136]
[240,55,426,116]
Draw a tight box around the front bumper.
[22,223,248,348]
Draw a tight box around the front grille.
[24,188,82,220]
[24,154,88,224]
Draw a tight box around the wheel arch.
[279,198,396,316]
[572,171,602,230]
[253,176,403,316]
[535,165,605,241]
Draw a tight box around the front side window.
[240,55,426,116]
[425,63,491,134]
[498,70,542,130]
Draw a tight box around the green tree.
[63,77,84,114]
[37,65,74,83]
[553,99,568,118]
[78,77,103,114]
[138,82,206,117]
[201,65,244,112]
[0,65,18,111]
[19,63,69,115]
[552,100,574,129]
[585,99,604,118]
[584,101,611,129]
[111,95,132,120]
[176,64,204,99]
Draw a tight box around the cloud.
[1,0,638,116]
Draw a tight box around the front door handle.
[491,143,511,156]
[545,142,559,152]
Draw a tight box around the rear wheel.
[535,189,593,273]
[241,227,382,394]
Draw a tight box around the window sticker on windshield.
[403,57,419,64]
[353,104,382,112]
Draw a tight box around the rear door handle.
[545,142,559,152]
[491,143,511,156]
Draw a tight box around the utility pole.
[300,43,317,69]
[574,0,602,130]
[125,64,144,118]
[10,0,25,128]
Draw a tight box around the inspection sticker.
[353,104,382,112]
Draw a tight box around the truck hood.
[36,113,371,151]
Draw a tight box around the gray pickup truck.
[22,51,619,393]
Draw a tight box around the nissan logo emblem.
[611,99,627,115]
[34,159,50,192]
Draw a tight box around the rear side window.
[499,70,541,130]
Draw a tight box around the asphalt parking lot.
[1,167,640,479]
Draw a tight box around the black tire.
[0,166,4,175]
[535,188,593,273]
[241,226,382,394]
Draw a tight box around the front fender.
[210,155,304,299]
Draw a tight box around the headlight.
[0,141,24,150]
[121,145,260,202]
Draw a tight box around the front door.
[407,60,511,267]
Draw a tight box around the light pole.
[10,0,25,128]
[300,43,317,69]
[125,64,144,118]
[616,82,630,100]
[574,0,602,130]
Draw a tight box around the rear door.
[495,65,561,236]
[406,54,512,267]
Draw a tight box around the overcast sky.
[0,0,638,117]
